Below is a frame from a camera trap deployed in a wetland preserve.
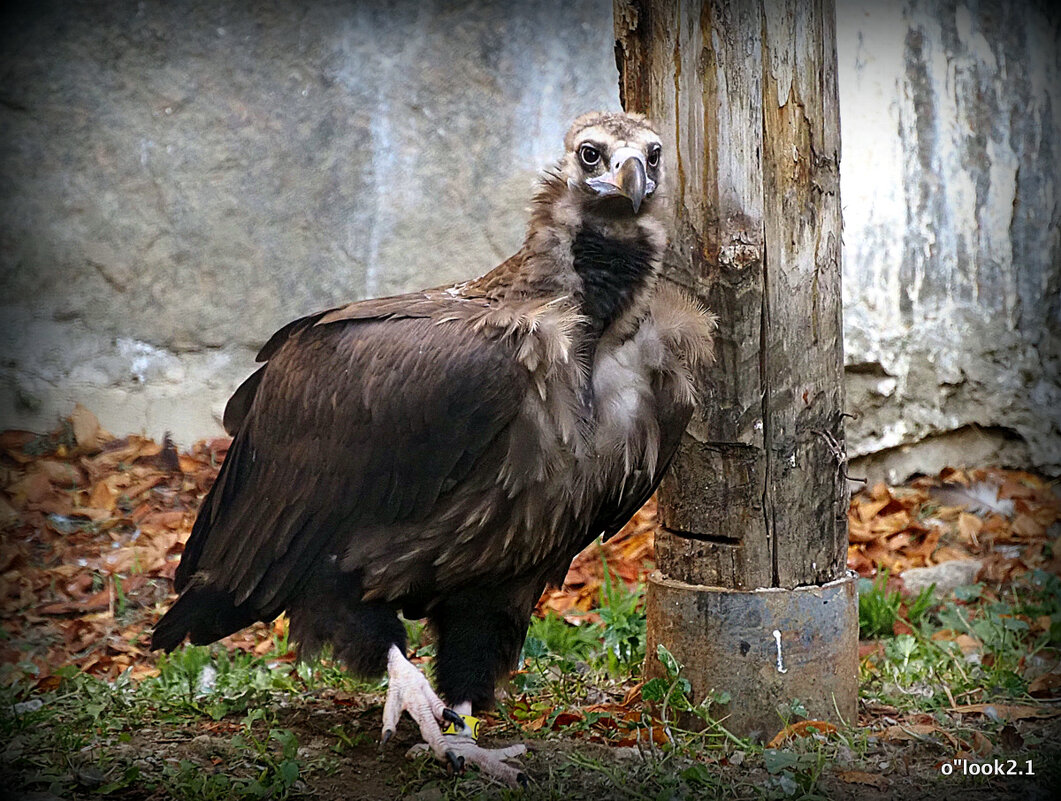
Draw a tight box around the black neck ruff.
[571,227,656,336]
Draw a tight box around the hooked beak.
[614,156,647,213]
[585,147,655,213]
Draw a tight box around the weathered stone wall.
[2,0,1058,479]
[0,0,621,439]
[837,0,1061,479]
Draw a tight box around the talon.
[446,749,465,772]
[381,647,522,784]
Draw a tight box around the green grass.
[0,634,318,800]
[3,567,1059,800]
[857,569,934,638]
[524,560,647,669]
[858,568,1061,711]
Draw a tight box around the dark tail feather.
[151,588,258,651]
[174,431,251,593]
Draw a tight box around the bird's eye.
[647,145,661,168]
[578,144,601,168]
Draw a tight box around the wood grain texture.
[616,0,847,589]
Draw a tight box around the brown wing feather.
[221,365,265,435]
[172,307,529,629]
[222,307,337,436]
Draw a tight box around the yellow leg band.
[442,713,482,740]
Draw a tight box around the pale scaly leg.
[383,647,527,787]
[381,645,464,771]
[436,700,527,787]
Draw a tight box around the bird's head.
[512,111,669,301]
[560,111,663,217]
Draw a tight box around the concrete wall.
[837,0,1060,479]
[1,0,1058,479]
[0,0,621,439]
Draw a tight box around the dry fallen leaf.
[615,724,670,747]
[858,494,892,523]
[931,629,982,654]
[1028,673,1061,698]
[965,729,993,756]
[957,512,983,543]
[70,404,110,453]
[1012,514,1046,539]
[836,770,888,789]
[35,460,82,487]
[949,703,1061,721]
[767,719,838,747]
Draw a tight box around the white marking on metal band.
[772,629,788,674]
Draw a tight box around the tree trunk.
[615,0,855,738]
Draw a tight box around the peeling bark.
[615,0,847,589]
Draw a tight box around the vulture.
[153,111,714,787]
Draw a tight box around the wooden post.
[615,0,856,738]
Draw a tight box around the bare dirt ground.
[88,698,1061,801]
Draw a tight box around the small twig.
[943,683,957,709]
[831,692,849,728]
[706,716,748,749]
[810,426,864,486]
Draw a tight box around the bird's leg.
[435,700,528,788]
[383,646,527,787]
[381,645,464,770]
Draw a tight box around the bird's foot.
[380,645,450,752]
[406,738,528,788]
[381,646,528,788]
